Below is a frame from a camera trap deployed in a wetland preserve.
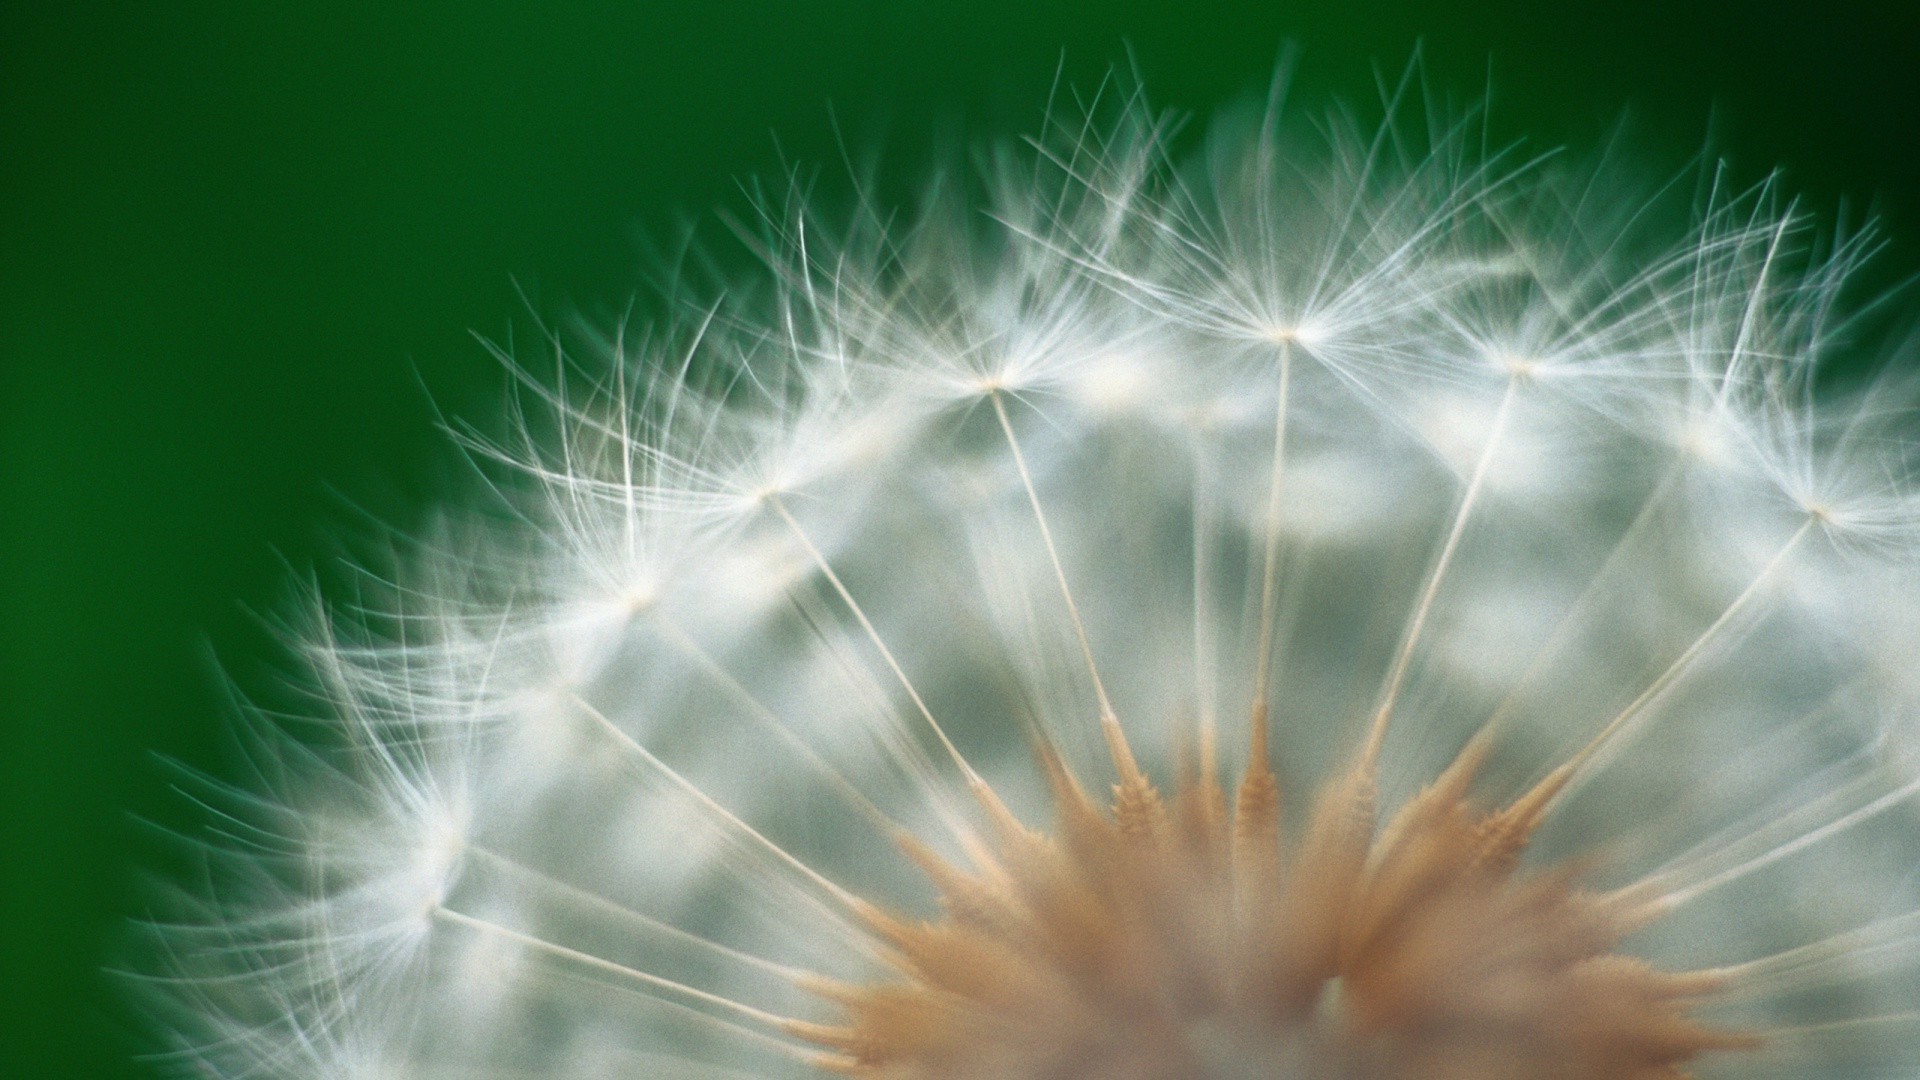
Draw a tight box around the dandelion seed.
[139,67,1920,1080]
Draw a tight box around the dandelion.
[139,68,1920,1079]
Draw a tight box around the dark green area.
[3,2,1916,1075]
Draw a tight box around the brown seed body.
[804,731,1756,1079]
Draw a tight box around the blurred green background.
[3,1,1916,1075]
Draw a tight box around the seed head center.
[803,733,1754,1079]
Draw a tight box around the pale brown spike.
[845,899,924,958]
[1476,757,1577,870]
[1172,711,1199,790]
[1230,788,1282,926]
[1172,775,1229,868]
[1197,704,1220,793]
[1247,697,1272,773]
[962,774,1038,862]
[1318,761,1380,850]
[779,1019,863,1051]
[965,769,1018,826]
[893,832,1024,935]
[862,915,999,994]
[1232,761,1281,847]
[1433,728,1492,801]
[1170,708,1227,844]
[792,973,868,1005]
[806,1051,862,1076]
[948,828,1009,892]
[1371,733,1489,870]
[1649,967,1744,999]
[1110,772,1168,842]
[1029,744,1126,893]
[1597,885,1680,937]
[1297,764,1379,978]
[1100,711,1154,797]
[1030,732,1098,822]
[1240,703,1278,794]
[1231,717,1284,924]
[1343,788,1485,970]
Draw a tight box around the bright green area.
[4,2,1917,1075]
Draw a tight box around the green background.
[4,2,1917,1076]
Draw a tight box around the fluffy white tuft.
[140,70,1920,1080]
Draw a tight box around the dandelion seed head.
[139,65,1920,1080]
